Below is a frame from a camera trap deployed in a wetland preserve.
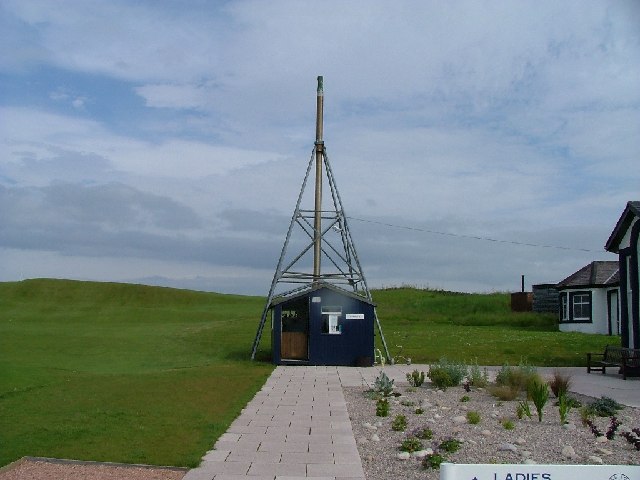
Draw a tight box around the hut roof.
[270,281,375,307]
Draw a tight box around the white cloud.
[1,0,229,81]
[0,107,285,182]
[135,83,213,110]
[0,1,638,294]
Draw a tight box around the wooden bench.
[587,345,640,380]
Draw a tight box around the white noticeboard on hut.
[439,463,640,480]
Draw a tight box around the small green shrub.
[392,414,408,431]
[460,395,470,403]
[554,396,581,408]
[584,396,624,417]
[376,398,389,417]
[488,384,520,401]
[466,411,481,425]
[579,405,595,426]
[496,362,539,395]
[530,380,549,422]
[495,363,514,386]
[374,371,395,396]
[406,369,426,387]
[422,453,445,470]
[558,393,572,424]
[439,438,462,453]
[427,367,454,390]
[468,360,489,388]
[414,407,424,414]
[502,419,515,430]
[400,399,416,407]
[363,389,381,400]
[436,358,468,385]
[525,373,546,400]
[411,426,433,440]
[400,437,423,453]
[549,370,572,398]
[516,400,532,419]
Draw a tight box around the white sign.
[311,296,321,303]
[346,313,365,320]
[440,463,640,480]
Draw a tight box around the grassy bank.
[0,279,273,468]
[0,280,617,468]
[373,287,616,366]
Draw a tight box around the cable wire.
[346,216,600,253]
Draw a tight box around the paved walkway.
[183,364,640,479]
[183,366,368,480]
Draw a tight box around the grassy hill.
[0,279,273,468]
[372,287,613,366]
[0,279,615,468]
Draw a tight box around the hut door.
[281,298,309,360]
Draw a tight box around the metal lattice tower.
[250,77,390,361]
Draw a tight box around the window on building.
[570,291,592,322]
[560,293,568,322]
[321,306,342,334]
[281,298,309,333]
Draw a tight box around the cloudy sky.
[1,0,639,296]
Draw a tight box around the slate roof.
[556,261,619,289]
[605,201,640,253]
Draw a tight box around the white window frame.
[569,291,592,322]
[321,306,342,335]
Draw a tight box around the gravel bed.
[344,383,640,480]
[0,458,186,480]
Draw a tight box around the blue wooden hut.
[270,282,375,366]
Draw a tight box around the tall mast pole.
[313,76,324,282]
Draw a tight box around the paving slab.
[306,463,364,478]
[202,450,230,462]
[278,453,334,464]
[226,452,282,464]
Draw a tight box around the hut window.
[321,306,342,334]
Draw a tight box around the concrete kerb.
[184,364,639,479]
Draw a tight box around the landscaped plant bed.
[344,376,640,480]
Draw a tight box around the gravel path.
[0,458,186,480]
[345,382,640,480]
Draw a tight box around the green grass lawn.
[373,287,617,366]
[0,280,618,468]
[0,279,273,468]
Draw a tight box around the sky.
[1,0,639,296]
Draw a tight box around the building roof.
[605,201,640,253]
[556,261,619,289]
[269,281,375,307]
